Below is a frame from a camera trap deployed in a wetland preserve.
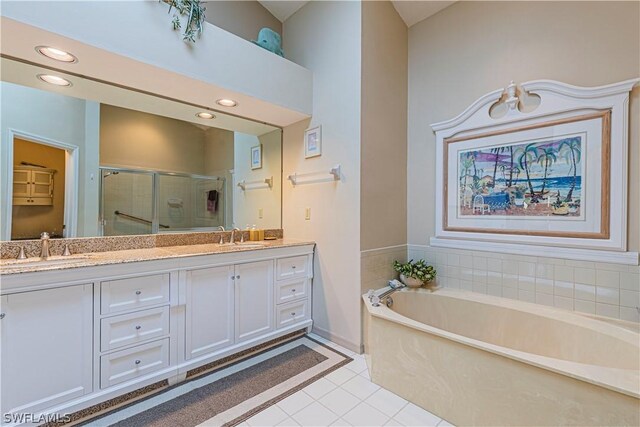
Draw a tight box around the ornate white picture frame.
[431,79,639,264]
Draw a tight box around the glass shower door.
[157,173,225,232]
[100,169,155,236]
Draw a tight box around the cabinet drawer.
[101,274,170,315]
[100,339,169,388]
[276,299,309,329]
[276,256,309,281]
[276,278,308,305]
[101,307,170,352]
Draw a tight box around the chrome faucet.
[230,228,241,244]
[40,232,51,259]
[368,281,406,307]
[216,226,225,244]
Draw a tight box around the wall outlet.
[305,207,311,220]
[258,208,263,219]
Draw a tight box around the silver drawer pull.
[236,275,240,279]
[292,266,296,269]
[135,360,141,365]
[291,312,296,316]
[0,313,5,320]
[135,290,142,295]
[135,325,141,330]
[291,289,296,292]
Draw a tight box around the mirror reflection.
[0,59,282,240]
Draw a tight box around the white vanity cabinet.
[0,284,93,418]
[184,260,274,360]
[185,265,235,360]
[0,243,314,425]
[234,260,275,342]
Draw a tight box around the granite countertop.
[0,239,315,275]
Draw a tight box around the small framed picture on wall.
[251,145,262,169]
[305,125,322,158]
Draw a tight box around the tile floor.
[241,333,454,427]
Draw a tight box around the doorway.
[11,139,66,239]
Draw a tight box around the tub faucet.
[40,232,51,259]
[368,280,406,306]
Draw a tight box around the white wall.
[1,1,312,125]
[233,130,282,230]
[407,1,640,321]
[282,1,363,351]
[0,82,100,239]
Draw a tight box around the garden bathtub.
[363,288,639,426]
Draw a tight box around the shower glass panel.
[157,173,225,232]
[99,168,225,236]
[100,169,154,236]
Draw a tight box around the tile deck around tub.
[241,333,454,427]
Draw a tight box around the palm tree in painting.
[536,147,557,196]
[558,137,581,202]
[490,146,507,189]
[507,146,515,187]
[460,155,475,189]
[517,143,540,203]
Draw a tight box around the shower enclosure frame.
[99,166,225,236]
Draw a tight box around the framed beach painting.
[305,126,322,158]
[430,79,639,264]
[251,145,262,170]
[444,111,610,239]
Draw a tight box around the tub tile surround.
[361,245,408,295]
[407,245,640,323]
[361,244,639,323]
[0,229,284,260]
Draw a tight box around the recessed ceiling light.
[37,74,72,87]
[216,99,238,107]
[35,46,78,63]
[196,112,215,119]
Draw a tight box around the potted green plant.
[393,259,437,288]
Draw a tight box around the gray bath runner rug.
[82,335,352,427]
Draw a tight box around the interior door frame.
[2,129,79,240]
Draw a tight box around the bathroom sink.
[0,255,91,268]
[218,242,267,250]
[236,243,267,249]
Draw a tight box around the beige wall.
[11,139,65,239]
[407,1,639,320]
[360,0,408,251]
[408,1,639,251]
[233,129,282,229]
[204,0,282,43]
[100,105,206,175]
[204,127,235,229]
[283,0,363,351]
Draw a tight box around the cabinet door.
[0,284,93,416]
[235,260,274,343]
[185,266,234,360]
[12,169,31,198]
[31,170,53,199]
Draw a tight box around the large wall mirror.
[0,58,282,240]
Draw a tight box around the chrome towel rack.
[237,176,273,191]
[288,165,341,186]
